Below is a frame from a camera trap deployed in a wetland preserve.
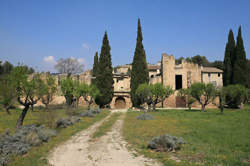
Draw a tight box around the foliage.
[0,125,56,165]
[0,107,110,166]
[136,83,173,111]
[79,83,100,110]
[136,83,152,111]
[232,26,247,86]
[0,74,17,114]
[123,108,250,165]
[56,116,81,128]
[79,110,94,117]
[223,84,248,109]
[80,108,101,117]
[190,83,216,112]
[223,29,235,86]
[185,55,209,66]
[136,114,154,120]
[60,76,76,107]
[92,52,99,85]
[54,57,84,74]
[41,74,57,110]
[177,88,196,111]
[130,18,149,107]
[148,134,185,152]
[151,83,173,111]
[12,67,45,128]
[95,32,114,108]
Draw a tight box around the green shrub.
[148,134,185,152]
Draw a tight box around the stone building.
[50,53,223,109]
[108,53,223,109]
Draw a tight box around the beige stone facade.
[47,53,223,109]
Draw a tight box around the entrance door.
[115,97,126,109]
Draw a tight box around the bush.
[148,134,185,152]
[80,110,94,117]
[91,108,101,114]
[136,114,154,120]
[56,116,81,128]
[0,125,56,165]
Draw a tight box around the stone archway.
[115,96,126,109]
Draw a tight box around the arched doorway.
[115,96,126,109]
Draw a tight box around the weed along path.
[48,109,161,166]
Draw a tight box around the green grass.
[92,112,121,139]
[0,106,110,166]
[123,106,250,166]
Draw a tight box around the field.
[0,106,110,166]
[123,105,250,166]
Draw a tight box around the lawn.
[0,105,110,166]
[123,105,250,166]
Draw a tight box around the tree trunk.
[153,103,156,112]
[220,106,224,114]
[240,102,244,109]
[31,104,34,112]
[147,104,151,112]
[201,104,205,112]
[16,105,29,128]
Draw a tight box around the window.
[218,73,220,77]
[208,73,211,77]
[151,75,154,78]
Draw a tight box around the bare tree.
[54,57,84,74]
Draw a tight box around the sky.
[0,0,250,72]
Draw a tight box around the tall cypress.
[223,29,235,86]
[95,32,114,107]
[232,26,247,86]
[130,19,149,107]
[92,52,99,85]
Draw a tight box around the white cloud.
[77,58,85,64]
[43,56,56,64]
[82,43,89,49]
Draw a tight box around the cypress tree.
[95,32,114,108]
[232,26,247,86]
[130,19,149,107]
[223,29,235,86]
[92,51,99,85]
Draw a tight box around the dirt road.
[48,110,161,166]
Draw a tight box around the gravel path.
[48,110,161,166]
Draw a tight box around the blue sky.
[0,0,249,72]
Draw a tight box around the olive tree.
[13,67,45,128]
[136,83,173,112]
[60,76,75,107]
[136,83,153,112]
[151,83,173,112]
[81,84,100,110]
[0,74,17,114]
[218,84,249,111]
[41,74,57,110]
[190,83,216,112]
[177,88,196,111]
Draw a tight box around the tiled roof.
[147,65,160,70]
[202,67,223,73]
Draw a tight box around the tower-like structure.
[161,53,175,89]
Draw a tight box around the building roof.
[147,65,161,70]
[201,67,223,73]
